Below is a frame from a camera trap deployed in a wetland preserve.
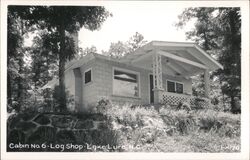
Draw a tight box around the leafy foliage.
[102,32,147,58]
[176,8,241,113]
[7,6,111,112]
[77,46,98,58]
[91,99,240,152]
[7,98,240,152]
[7,6,33,112]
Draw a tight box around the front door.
[149,74,154,103]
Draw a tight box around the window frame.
[166,79,184,94]
[175,82,184,94]
[112,67,141,98]
[84,68,92,85]
[166,80,176,93]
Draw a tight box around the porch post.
[204,69,210,98]
[152,52,164,104]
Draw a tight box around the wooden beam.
[186,48,212,70]
[166,62,194,78]
[168,60,189,73]
[185,68,204,77]
[175,61,191,72]
[194,45,223,69]
[157,50,208,69]
[162,62,179,76]
[165,62,182,75]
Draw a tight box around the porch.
[120,41,223,108]
[161,91,211,108]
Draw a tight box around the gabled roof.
[65,52,119,72]
[64,53,95,72]
[40,41,223,90]
[120,41,223,72]
[65,41,223,78]
[45,41,223,88]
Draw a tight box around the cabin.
[44,41,223,112]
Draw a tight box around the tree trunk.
[7,57,12,108]
[16,58,23,112]
[230,96,236,113]
[58,25,67,111]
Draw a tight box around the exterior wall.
[79,59,97,112]
[93,58,150,105]
[86,57,192,107]
[162,74,192,95]
[65,56,193,111]
[73,68,82,111]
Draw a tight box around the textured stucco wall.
[93,58,149,105]
[73,68,82,111]
[88,57,192,106]
[65,56,192,111]
[79,59,97,112]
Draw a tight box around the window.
[167,81,175,93]
[113,68,139,97]
[84,69,92,84]
[166,80,183,94]
[176,83,183,93]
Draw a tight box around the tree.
[77,45,98,59]
[29,30,59,89]
[102,41,128,58]
[127,32,147,54]
[16,6,111,111]
[7,6,33,112]
[103,32,147,58]
[176,8,241,113]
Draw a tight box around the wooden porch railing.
[162,92,190,106]
[162,92,210,108]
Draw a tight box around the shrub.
[50,99,241,152]
[105,104,160,129]
[95,97,111,114]
[73,129,121,152]
[160,108,196,135]
[196,109,240,137]
[91,129,121,151]
[196,109,219,131]
[176,102,191,112]
[216,111,240,137]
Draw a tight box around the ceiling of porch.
[119,41,223,78]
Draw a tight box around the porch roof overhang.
[119,41,223,77]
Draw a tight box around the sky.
[24,2,195,53]
[78,3,195,53]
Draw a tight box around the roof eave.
[194,45,223,71]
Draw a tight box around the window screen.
[176,83,183,93]
[113,69,139,97]
[85,69,91,84]
[167,81,175,93]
